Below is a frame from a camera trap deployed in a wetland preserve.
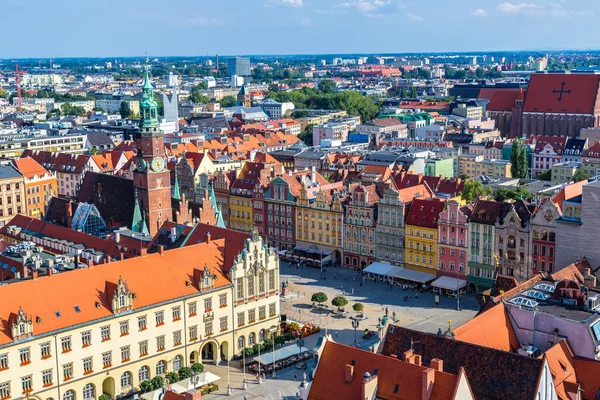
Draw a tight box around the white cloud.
[341,0,399,17]
[280,0,304,7]
[496,2,541,14]
[407,12,424,21]
[472,8,487,16]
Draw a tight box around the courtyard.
[204,261,479,399]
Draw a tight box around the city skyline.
[2,0,599,58]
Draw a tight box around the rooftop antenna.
[410,338,420,351]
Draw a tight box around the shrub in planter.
[287,322,301,332]
[139,380,153,393]
[353,303,364,313]
[151,376,164,390]
[99,395,112,400]
[191,363,205,373]
[165,372,179,384]
[284,332,295,342]
[178,367,192,380]
[274,335,286,346]
[242,347,254,357]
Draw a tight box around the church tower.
[132,65,172,235]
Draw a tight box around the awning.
[141,371,221,400]
[431,276,467,291]
[252,343,305,365]
[363,262,396,276]
[388,267,436,283]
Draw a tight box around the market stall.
[431,276,467,296]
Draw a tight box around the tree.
[299,124,314,147]
[400,88,409,98]
[139,380,153,393]
[90,147,101,156]
[458,174,469,180]
[510,140,528,179]
[165,372,179,384]
[460,180,493,203]
[331,296,348,309]
[311,292,328,305]
[119,102,132,119]
[190,91,210,104]
[195,80,209,90]
[178,367,192,380]
[319,79,337,94]
[410,87,418,98]
[287,322,301,332]
[92,107,105,112]
[352,303,364,313]
[536,169,551,181]
[62,102,86,117]
[0,90,8,99]
[150,376,164,390]
[494,187,532,202]
[573,168,588,183]
[191,363,205,373]
[219,96,236,108]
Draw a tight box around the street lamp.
[258,340,262,384]
[310,244,323,277]
[270,325,278,378]
[296,338,304,355]
[351,318,360,345]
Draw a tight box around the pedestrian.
[294,373,298,381]
[334,273,337,280]
[351,288,354,295]
[360,281,363,287]
[303,372,307,381]
[335,330,338,338]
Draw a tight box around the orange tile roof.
[552,180,587,213]
[0,240,230,346]
[573,356,600,400]
[91,154,114,171]
[397,184,434,203]
[308,339,464,400]
[454,302,520,352]
[11,156,52,179]
[524,74,600,114]
[543,341,577,400]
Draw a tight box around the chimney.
[120,252,125,261]
[362,374,378,400]
[345,364,354,383]
[421,368,435,400]
[32,271,38,280]
[115,232,120,243]
[140,248,148,257]
[429,359,443,372]
[311,166,316,183]
[48,267,53,276]
[413,354,422,367]
[206,232,211,244]
[403,349,414,362]
[21,266,29,278]
[158,245,165,255]
[87,259,93,268]
[183,389,202,400]
[170,226,177,243]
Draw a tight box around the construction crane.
[13,63,27,112]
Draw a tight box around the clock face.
[150,157,165,172]
[544,211,553,222]
[136,158,147,172]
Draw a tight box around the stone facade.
[374,188,405,266]
[343,185,379,269]
[437,200,469,280]
[495,201,533,280]
[530,200,559,274]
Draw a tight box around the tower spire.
[131,190,149,234]
[173,166,181,201]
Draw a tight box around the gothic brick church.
[484,73,600,138]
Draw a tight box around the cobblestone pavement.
[205,261,478,399]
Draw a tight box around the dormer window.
[11,308,33,340]
[111,276,133,314]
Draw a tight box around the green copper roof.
[173,168,181,201]
[139,64,159,129]
[215,204,226,228]
[131,190,148,234]
[209,181,217,211]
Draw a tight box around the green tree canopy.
[510,140,529,179]
[219,96,236,108]
[352,303,364,312]
[311,292,328,305]
[573,169,588,183]
[119,102,132,119]
[460,180,493,203]
[319,79,337,94]
[62,102,86,116]
[298,124,314,146]
[494,187,532,202]
[537,170,551,181]
[0,90,9,99]
[332,296,348,308]
[190,91,210,104]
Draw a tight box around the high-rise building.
[132,66,172,235]
[163,88,179,123]
[228,57,251,77]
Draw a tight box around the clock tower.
[132,64,172,235]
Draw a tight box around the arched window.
[83,384,95,400]
[139,366,150,382]
[259,329,265,342]
[173,355,182,371]
[119,293,125,308]
[156,360,166,375]
[249,332,256,346]
[121,372,132,389]
[238,336,245,350]
[63,391,75,400]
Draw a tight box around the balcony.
[203,312,214,323]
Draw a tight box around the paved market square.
[205,261,478,399]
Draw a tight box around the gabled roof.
[469,200,503,225]
[77,172,135,228]
[309,339,465,400]
[524,74,600,114]
[480,88,526,112]
[0,240,229,346]
[454,302,519,352]
[534,135,568,154]
[382,325,544,400]
[573,356,600,400]
[12,157,52,180]
[543,341,578,400]
[552,180,587,213]
[397,184,434,203]
[582,141,600,158]
[405,198,445,229]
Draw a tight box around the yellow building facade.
[404,198,446,274]
[229,194,253,232]
[0,238,280,400]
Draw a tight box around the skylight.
[522,290,550,301]
[510,297,538,309]
[533,283,556,294]
[74,305,81,313]
[55,311,61,317]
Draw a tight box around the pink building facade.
[437,200,470,280]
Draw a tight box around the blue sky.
[2,0,599,58]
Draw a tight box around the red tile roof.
[0,240,230,346]
[309,339,465,400]
[573,356,600,400]
[551,180,587,213]
[534,135,568,154]
[397,184,434,203]
[524,74,600,114]
[480,88,526,112]
[405,198,446,229]
[543,341,577,400]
